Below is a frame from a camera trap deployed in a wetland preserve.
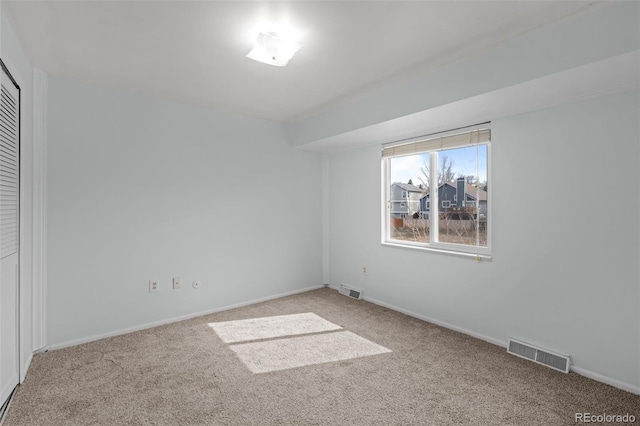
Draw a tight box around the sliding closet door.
[0,62,20,405]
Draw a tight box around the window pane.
[389,154,430,243]
[435,145,488,247]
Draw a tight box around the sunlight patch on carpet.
[229,331,392,373]
[208,312,342,343]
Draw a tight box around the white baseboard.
[360,292,506,348]
[20,352,33,383]
[331,286,640,396]
[42,285,325,352]
[39,284,640,396]
[571,366,640,395]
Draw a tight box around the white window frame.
[381,124,492,259]
[442,200,451,208]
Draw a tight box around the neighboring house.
[390,183,422,218]
[420,177,487,218]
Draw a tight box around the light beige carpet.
[3,288,640,425]
[208,312,342,343]
[229,330,391,373]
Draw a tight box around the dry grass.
[391,226,487,247]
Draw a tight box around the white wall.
[46,77,323,346]
[327,90,640,392]
[1,8,35,380]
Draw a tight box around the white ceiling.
[3,1,594,123]
[301,51,640,153]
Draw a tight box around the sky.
[390,145,488,188]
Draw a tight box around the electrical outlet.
[172,276,181,289]
[362,266,367,276]
[149,280,159,293]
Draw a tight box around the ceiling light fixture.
[246,32,302,67]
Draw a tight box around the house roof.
[420,181,487,201]
[392,183,422,193]
[464,182,487,201]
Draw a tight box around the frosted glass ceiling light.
[246,32,302,67]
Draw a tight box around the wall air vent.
[338,284,363,300]
[507,338,570,373]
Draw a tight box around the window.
[401,190,407,198]
[382,124,491,257]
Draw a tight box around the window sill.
[381,240,492,261]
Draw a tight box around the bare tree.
[419,155,456,192]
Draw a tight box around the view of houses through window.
[387,143,489,250]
